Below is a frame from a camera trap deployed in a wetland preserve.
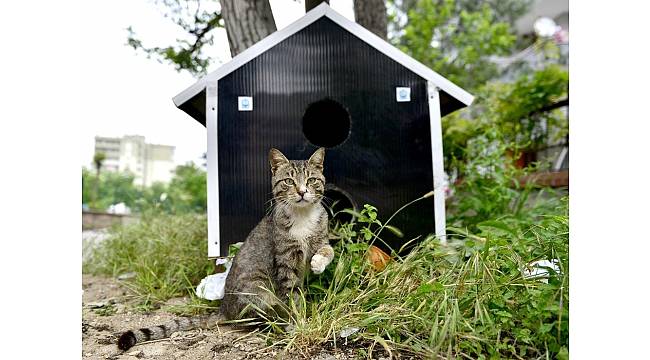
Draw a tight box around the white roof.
[173,3,474,107]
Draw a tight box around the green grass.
[83,200,568,359]
[83,213,217,312]
[260,199,568,359]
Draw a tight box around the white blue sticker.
[238,96,253,111]
[396,87,411,102]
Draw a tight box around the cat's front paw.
[310,254,329,274]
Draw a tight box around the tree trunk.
[306,0,329,12]
[220,0,277,57]
[353,0,388,40]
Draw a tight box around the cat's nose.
[298,186,307,197]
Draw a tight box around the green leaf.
[340,208,362,219]
[477,220,518,237]
[539,322,554,334]
[416,281,444,295]
[347,243,369,252]
[384,225,404,238]
[557,346,569,360]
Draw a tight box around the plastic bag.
[523,259,561,283]
[195,258,232,300]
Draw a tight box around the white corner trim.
[206,81,220,258]
[427,82,447,244]
[173,3,473,108]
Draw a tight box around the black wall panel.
[216,18,436,255]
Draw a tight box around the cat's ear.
[308,147,325,171]
[269,148,290,174]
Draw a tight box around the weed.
[93,304,117,317]
[83,213,215,311]
[273,200,568,359]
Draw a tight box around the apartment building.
[93,135,175,187]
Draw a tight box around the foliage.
[389,0,532,29]
[388,0,567,172]
[490,65,569,150]
[135,163,208,214]
[82,162,207,214]
[83,214,214,311]
[258,145,568,358]
[82,168,140,210]
[126,0,223,76]
[93,152,106,171]
[446,128,564,232]
[442,64,569,169]
[392,0,520,91]
[264,194,568,359]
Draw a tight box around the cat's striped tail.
[117,313,223,351]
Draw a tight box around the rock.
[140,343,168,357]
[87,301,109,309]
[97,344,121,357]
[127,350,142,357]
[97,335,116,345]
[93,323,112,332]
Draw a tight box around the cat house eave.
[172,3,474,126]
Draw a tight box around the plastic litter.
[339,327,360,338]
[523,259,561,283]
[195,258,232,300]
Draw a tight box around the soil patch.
[82,275,364,360]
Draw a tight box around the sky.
[80,0,354,168]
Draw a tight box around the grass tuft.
[83,213,217,312]
[272,200,569,359]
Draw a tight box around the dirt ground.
[82,275,369,360]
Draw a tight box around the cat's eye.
[284,178,295,186]
[307,177,318,185]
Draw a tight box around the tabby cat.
[118,147,334,350]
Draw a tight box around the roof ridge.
[173,3,473,108]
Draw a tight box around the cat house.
[172,3,473,257]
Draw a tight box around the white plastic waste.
[339,327,360,338]
[523,259,561,284]
[195,258,232,300]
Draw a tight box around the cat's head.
[269,147,325,208]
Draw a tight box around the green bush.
[82,162,207,215]
[447,128,564,232]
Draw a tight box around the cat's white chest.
[289,214,318,241]
[288,207,321,242]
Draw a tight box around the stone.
[140,343,168,357]
[127,350,142,357]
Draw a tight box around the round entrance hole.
[322,185,356,225]
[302,98,351,148]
